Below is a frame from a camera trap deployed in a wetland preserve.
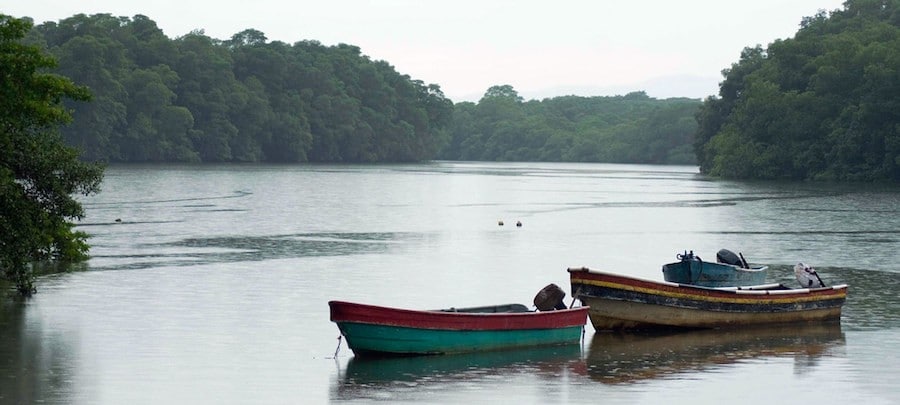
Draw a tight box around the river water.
[2,162,899,404]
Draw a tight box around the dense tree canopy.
[440,87,700,164]
[695,0,900,181]
[25,14,454,163]
[0,15,104,295]
[17,4,900,180]
[20,14,698,166]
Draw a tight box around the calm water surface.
[2,162,899,404]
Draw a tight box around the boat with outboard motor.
[662,249,767,287]
[569,267,847,331]
[329,284,589,356]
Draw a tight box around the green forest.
[10,0,900,180]
[19,13,699,166]
[440,87,699,164]
[24,14,455,163]
[695,0,900,181]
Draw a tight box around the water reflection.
[332,344,583,401]
[82,190,253,207]
[0,299,74,404]
[86,231,418,271]
[173,232,406,260]
[585,322,845,384]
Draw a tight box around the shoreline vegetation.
[1,15,104,295]
[17,1,900,181]
[694,1,900,182]
[6,0,897,181]
[22,13,699,167]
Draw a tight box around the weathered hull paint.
[329,301,589,356]
[569,267,847,331]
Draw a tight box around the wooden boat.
[329,284,589,356]
[662,249,767,287]
[568,267,847,331]
[328,298,589,356]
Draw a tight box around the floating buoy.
[498,220,504,226]
[516,221,522,227]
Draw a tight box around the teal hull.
[662,260,767,287]
[336,322,584,355]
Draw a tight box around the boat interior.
[437,304,532,313]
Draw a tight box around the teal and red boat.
[329,287,588,356]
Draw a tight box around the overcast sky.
[7,0,846,102]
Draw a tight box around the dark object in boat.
[716,249,747,268]
[534,283,567,311]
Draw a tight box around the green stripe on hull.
[337,322,583,355]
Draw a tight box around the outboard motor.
[534,283,567,311]
[716,249,744,266]
[794,263,826,288]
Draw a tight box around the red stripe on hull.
[329,301,589,331]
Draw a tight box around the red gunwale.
[329,301,589,331]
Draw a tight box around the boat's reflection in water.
[331,322,845,400]
[332,343,583,401]
[585,321,846,384]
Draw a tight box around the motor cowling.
[534,283,567,311]
[716,249,743,266]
